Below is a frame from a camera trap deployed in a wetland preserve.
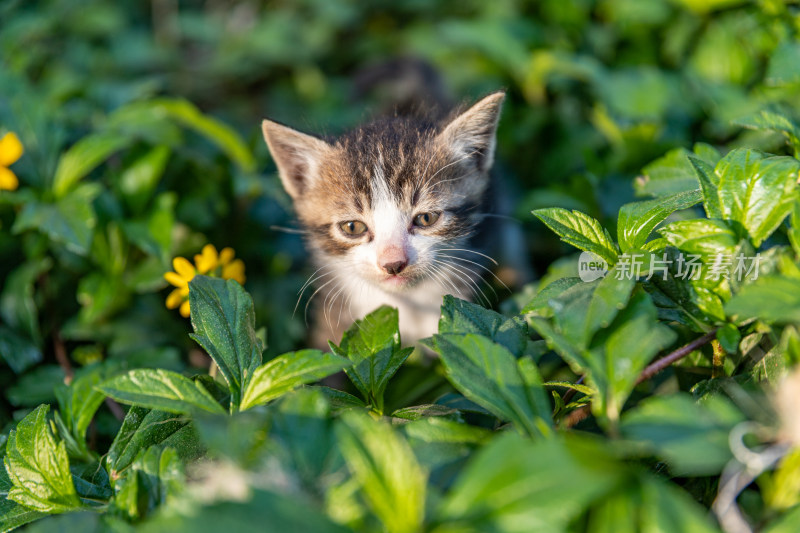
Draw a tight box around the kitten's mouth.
[378,272,417,291]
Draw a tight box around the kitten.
[261,91,505,346]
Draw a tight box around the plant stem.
[563,329,719,429]
[561,375,585,405]
[635,329,718,385]
[53,332,74,384]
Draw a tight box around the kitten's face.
[262,92,504,295]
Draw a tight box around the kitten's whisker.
[269,225,310,235]
[294,269,335,318]
[433,259,491,306]
[439,253,511,293]
[448,260,498,301]
[436,248,499,266]
[304,278,338,327]
[426,266,457,299]
[430,264,465,299]
[298,265,328,295]
[430,260,474,300]
[327,283,348,330]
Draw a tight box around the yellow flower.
[164,244,246,318]
[194,244,219,274]
[0,132,24,191]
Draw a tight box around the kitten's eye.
[413,212,440,227]
[339,220,368,236]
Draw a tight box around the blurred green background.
[1,0,799,427]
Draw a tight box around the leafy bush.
[2,0,800,531]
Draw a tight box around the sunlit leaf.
[239,349,350,411]
[189,276,263,411]
[533,208,618,265]
[3,405,81,513]
[98,369,226,415]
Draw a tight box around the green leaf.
[0,466,46,531]
[392,404,460,422]
[70,461,112,508]
[536,271,635,351]
[438,295,529,356]
[765,505,800,533]
[621,393,743,475]
[98,369,226,415]
[189,276,263,412]
[75,272,128,325]
[532,290,676,425]
[117,145,171,213]
[54,368,107,460]
[659,218,739,261]
[0,326,42,375]
[0,258,52,352]
[714,148,800,246]
[402,417,490,445]
[106,407,194,476]
[591,291,676,423]
[336,410,426,533]
[122,192,176,262]
[716,323,741,354]
[734,109,800,153]
[239,349,350,411]
[270,388,337,485]
[766,41,800,86]
[141,99,256,172]
[583,474,718,533]
[790,199,800,257]
[137,489,351,533]
[688,155,722,219]
[725,276,800,324]
[584,483,639,533]
[635,143,720,197]
[12,184,101,255]
[617,189,702,252]
[329,306,413,414]
[577,270,637,350]
[642,248,710,331]
[435,433,623,533]
[6,366,65,407]
[533,208,618,265]
[637,475,719,532]
[52,132,132,197]
[112,447,182,521]
[520,277,582,316]
[425,334,553,438]
[3,405,81,513]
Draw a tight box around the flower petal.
[219,247,235,265]
[173,257,196,279]
[222,259,246,284]
[164,271,188,288]
[195,244,219,274]
[166,289,184,309]
[0,132,23,167]
[0,167,19,191]
[179,300,191,318]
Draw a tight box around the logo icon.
[578,251,609,282]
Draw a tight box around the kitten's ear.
[437,91,505,172]
[261,119,331,199]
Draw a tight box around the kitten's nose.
[382,260,407,275]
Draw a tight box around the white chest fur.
[313,274,464,347]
